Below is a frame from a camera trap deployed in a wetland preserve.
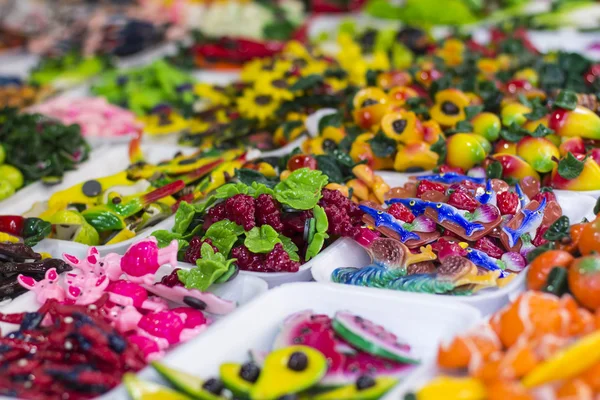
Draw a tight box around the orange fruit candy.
[579,362,600,392]
[555,379,593,400]
[526,250,574,290]
[578,217,600,255]
[437,327,501,370]
[557,223,585,254]
[568,255,600,311]
[473,340,539,383]
[486,381,534,400]
[560,295,597,335]
[493,292,570,348]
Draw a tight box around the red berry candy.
[225,194,256,231]
[287,155,318,171]
[473,237,504,259]
[387,203,415,223]
[255,194,284,232]
[497,191,519,215]
[159,268,183,287]
[416,180,446,198]
[531,190,556,205]
[448,190,479,212]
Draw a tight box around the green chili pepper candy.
[22,218,52,247]
[81,207,126,232]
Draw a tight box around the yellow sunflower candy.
[194,83,231,106]
[237,89,281,122]
[254,75,295,102]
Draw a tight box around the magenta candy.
[171,307,207,329]
[138,311,185,345]
[128,334,161,358]
[120,240,160,277]
[107,280,148,308]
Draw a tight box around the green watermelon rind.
[331,316,420,365]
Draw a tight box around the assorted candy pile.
[92,60,197,135]
[28,97,143,140]
[126,310,417,400]
[153,166,366,277]
[18,144,242,246]
[0,108,90,200]
[0,77,53,110]
[0,242,70,300]
[332,171,564,295]
[409,209,600,399]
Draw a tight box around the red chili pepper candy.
[0,215,24,236]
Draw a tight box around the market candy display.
[126,310,417,400]
[28,97,143,140]
[0,108,90,201]
[5,5,600,399]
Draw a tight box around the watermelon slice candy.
[269,310,419,386]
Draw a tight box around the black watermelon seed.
[356,375,376,391]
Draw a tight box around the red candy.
[416,180,446,198]
[497,191,519,215]
[388,203,416,223]
[448,190,479,212]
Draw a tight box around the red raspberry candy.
[159,268,183,287]
[497,191,519,215]
[388,203,415,223]
[225,194,256,231]
[473,237,504,259]
[255,194,284,232]
[448,190,479,212]
[184,237,220,264]
[416,180,446,198]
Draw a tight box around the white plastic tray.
[103,282,482,400]
[165,236,348,289]
[311,238,527,316]
[0,263,269,336]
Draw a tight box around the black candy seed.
[183,296,207,310]
[202,378,224,395]
[82,180,102,197]
[112,197,122,204]
[356,375,376,391]
[287,352,308,371]
[361,99,379,108]
[392,119,407,133]
[239,362,260,383]
[441,101,460,115]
